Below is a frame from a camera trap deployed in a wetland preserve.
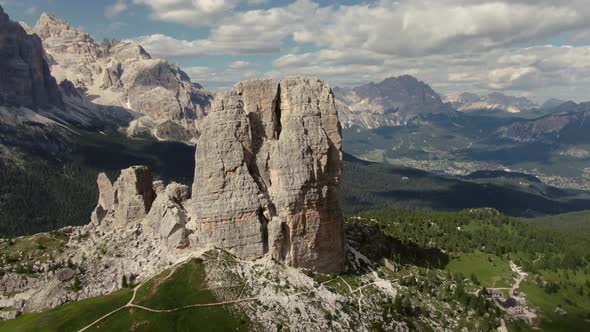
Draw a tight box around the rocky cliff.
[0,77,345,315]
[191,77,344,272]
[0,5,62,109]
[30,13,213,141]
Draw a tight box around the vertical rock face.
[144,183,191,249]
[91,166,156,228]
[192,77,344,273]
[0,5,63,109]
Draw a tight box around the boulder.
[55,268,75,282]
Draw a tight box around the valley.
[1,2,589,331]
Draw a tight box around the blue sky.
[4,0,590,102]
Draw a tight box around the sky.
[3,0,590,102]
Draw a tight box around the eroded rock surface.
[31,12,213,141]
[0,5,62,109]
[192,77,344,273]
[144,182,191,249]
[91,166,156,228]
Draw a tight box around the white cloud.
[105,0,128,18]
[228,60,254,69]
[132,0,245,25]
[128,33,280,57]
[184,65,267,91]
[130,0,590,100]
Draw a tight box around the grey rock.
[0,273,39,295]
[31,12,213,142]
[55,268,75,282]
[92,166,156,229]
[91,173,114,226]
[192,77,344,273]
[113,166,156,227]
[144,182,190,248]
[0,5,63,109]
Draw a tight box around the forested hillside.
[0,131,195,236]
[348,208,590,330]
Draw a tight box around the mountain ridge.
[29,11,213,142]
[334,75,456,128]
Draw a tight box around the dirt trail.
[509,261,527,297]
[78,257,338,332]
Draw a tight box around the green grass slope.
[0,258,249,332]
[348,208,590,330]
[0,289,132,332]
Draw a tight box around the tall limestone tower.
[191,77,345,273]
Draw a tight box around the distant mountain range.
[494,102,590,145]
[445,92,538,113]
[333,75,454,128]
[335,76,576,130]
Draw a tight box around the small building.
[498,297,524,315]
[488,289,503,298]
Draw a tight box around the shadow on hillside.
[375,182,590,217]
[345,221,449,270]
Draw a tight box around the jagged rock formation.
[144,182,191,249]
[0,77,346,317]
[334,75,454,128]
[191,77,345,273]
[0,5,62,109]
[91,166,156,228]
[31,13,213,141]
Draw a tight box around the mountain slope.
[341,153,590,217]
[334,75,455,128]
[30,13,213,142]
[494,102,590,145]
[446,92,538,113]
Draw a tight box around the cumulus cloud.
[130,0,590,100]
[105,0,128,18]
[184,65,267,91]
[128,33,281,57]
[132,0,270,26]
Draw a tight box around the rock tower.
[192,77,344,273]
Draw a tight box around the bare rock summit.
[91,166,156,228]
[191,77,345,273]
[31,12,213,142]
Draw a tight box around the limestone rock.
[91,166,156,228]
[31,12,213,141]
[192,77,344,273]
[144,183,190,248]
[113,166,156,227]
[91,173,114,226]
[0,5,63,109]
